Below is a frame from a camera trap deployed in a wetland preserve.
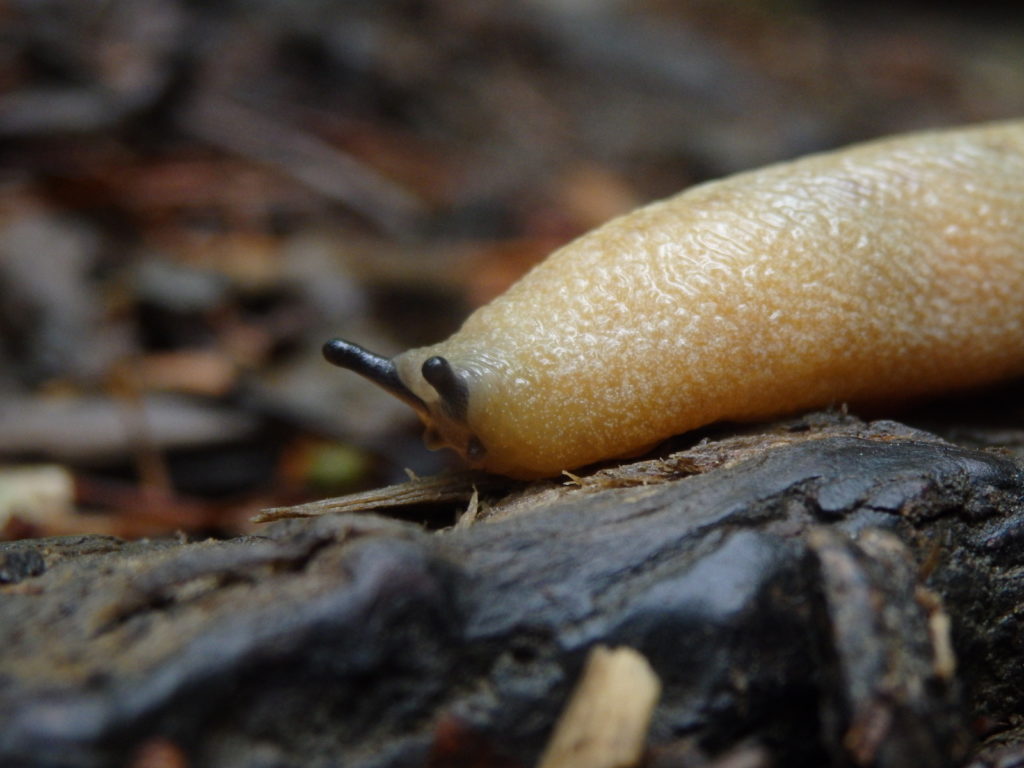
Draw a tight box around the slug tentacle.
[322,339,427,413]
[421,356,469,420]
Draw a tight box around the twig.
[185,98,427,235]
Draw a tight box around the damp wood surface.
[5,412,1024,767]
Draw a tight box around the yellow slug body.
[333,120,1024,479]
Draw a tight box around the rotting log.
[3,415,1024,767]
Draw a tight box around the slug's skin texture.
[331,120,1024,479]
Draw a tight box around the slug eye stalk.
[322,339,427,413]
[422,356,469,420]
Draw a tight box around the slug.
[325,119,1024,479]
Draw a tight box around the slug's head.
[322,339,486,467]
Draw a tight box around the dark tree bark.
[3,415,1024,767]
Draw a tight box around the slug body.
[327,120,1024,478]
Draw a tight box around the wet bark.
[3,415,1024,768]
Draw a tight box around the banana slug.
[325,119,1024,479]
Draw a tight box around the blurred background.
[0,0,1022,540]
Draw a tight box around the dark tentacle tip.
[322,338,426,413]
[422,356,469,421]
[323,339,367,370]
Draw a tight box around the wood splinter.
[537,645,662,768]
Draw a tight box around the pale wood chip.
[537,645,661,768]
[253,471,507,523]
